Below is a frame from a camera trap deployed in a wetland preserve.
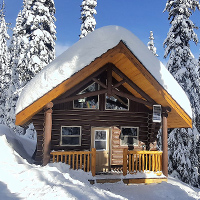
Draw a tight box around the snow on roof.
[16,25,192,118]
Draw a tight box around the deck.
[88,172,167,184]
[50,148,167,184]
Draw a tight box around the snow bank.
[16,25,192,118]
[0,125,200,199]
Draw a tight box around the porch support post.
[123,148,128,176]
[162,112,168,177]
[43,102,53,166]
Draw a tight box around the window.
[94,130,107,151]
[61,126,81,146]
[105,95,129,110]
[73,82,99,109]
[120,127,139,146]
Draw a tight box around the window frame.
[60,126,82,146]
[120,126,139,146]
[94,129,107,151]
[73,82,99,110]
[105,93,129,111]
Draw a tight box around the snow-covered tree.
[163,0,200,187]
[18,0,56,86]
[147,31,158,56]
[6,0,56,137]
[6,10,24,134]
[80,0,97,39]
[0,1,10,125]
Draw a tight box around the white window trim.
[120,126,139,146]
[60,126,82,146]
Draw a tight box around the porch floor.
[88,171,167,185]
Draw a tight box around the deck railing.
[123,149,163,176]
[50,148,96,176]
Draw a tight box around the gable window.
[120,127,139,146]
[60,126,81,146]
[106,95,129,110]
[73,82,99,109]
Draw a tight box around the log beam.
[43,102,53,166]
[162,112,168,177]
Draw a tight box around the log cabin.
[15,26,192,179]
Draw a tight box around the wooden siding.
[32,97,160,165]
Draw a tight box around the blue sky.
[4,0,200,64]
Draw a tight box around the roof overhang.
[15,41,192,128]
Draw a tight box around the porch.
[50,148,167,184]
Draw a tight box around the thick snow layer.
[0,125,200,200]
[16,26,192,118]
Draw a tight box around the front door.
[91,127,110,172]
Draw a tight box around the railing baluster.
[139,154,141,172]
[52,155,55,162]
[76,154,79,170]
[142,153,144,172]
[87,153,90,172]
[145,154,149,171]
[84,154,86,172]
[150,154,152,171]
[135,154,138,172]
[129,154,131,172]
[132,154,135,172]
[80,153,82,170]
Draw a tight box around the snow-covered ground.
[0,124,200,200]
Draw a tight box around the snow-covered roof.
[16,25,192,119]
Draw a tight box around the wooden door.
[91,127,111,172]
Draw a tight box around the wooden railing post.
[123,148,128,176]
[91,148,96,176]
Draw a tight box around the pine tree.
[0,1,10,125]
[147,31,158,56]
[163,0,200,187]
[6,0,56,137]
[6,11,24,134]
[18,0,56,86]
[80,0,97,39]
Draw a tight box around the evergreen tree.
[6,11,24,134]
[147,31,158,56]
[6,0,56,137]
[163,0,200,187]
[18,0,56,86]
[80,0,97,39]
[0,1,10,125]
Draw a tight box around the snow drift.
[0,124,200,199]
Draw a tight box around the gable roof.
[15,26,192,128]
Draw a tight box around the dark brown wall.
[32,100,159,165]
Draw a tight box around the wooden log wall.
[51,110,151,151]
[32,101,160,165]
